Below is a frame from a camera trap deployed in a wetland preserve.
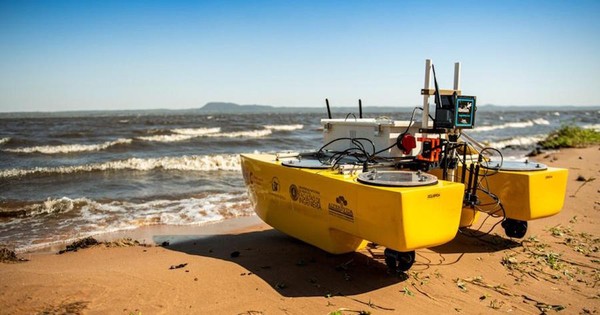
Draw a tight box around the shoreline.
[16,215,265,256]
[2,147,558,255]
[1,146,598,314]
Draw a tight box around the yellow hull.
[459,208,481,228]
[476,167,568,221]
[432,164,568,225]
[240,153,465,254]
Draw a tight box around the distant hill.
[1,102,598,118]
[200,102,277,113]
[198,102,415,114]
[199,102,600,114]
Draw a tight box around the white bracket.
[420,59,462,129]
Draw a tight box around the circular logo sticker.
[271,177,280,192]
[289,184,298,201]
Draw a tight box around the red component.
[400,134,416,155]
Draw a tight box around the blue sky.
[1,0,599,112]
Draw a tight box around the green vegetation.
[539,126,600,149]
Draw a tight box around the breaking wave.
[0,154,241,178]
[3,127,272,149]
[3,138,132,154]
[170,127,221,135]
[207,129,272,138]
[1,194,251,222]
[137,127,272,142]
[0,197,82,217]
[473,119,549,132]
[264,124,304,131]
[137,127,221,142]
[484,135,546,149]
[1,194,253,252]
[532,118,550,125]
[122,193,252,226]
[137,134,199,142]
[583,124,600,131]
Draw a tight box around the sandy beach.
[1,146,599,315]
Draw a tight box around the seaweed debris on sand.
[58,237,148,254]
[0,246,28,263]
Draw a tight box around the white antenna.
[422,60,462,129]
[453,62,461,91]
[421,59,432,128]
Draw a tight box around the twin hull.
[241,154,464,254]
[476,167,568,221]
[436,165,569,227]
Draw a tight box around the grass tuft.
[539,126,600,149]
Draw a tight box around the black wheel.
[397,251,416,272]
[384,248,415,273]
[384,248,397,272]
[501,218,528,238]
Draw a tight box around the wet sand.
[1,146,599,314]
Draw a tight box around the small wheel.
[384,248,415,273]
[384,248,398,272]
[397,251,416,272]
[501,218,528,238]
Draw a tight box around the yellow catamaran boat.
[241,60,568,272]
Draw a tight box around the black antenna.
[325,98,332,119]
[431,64,443,110]
[358,99,363,118]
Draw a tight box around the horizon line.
[1,103,600,114]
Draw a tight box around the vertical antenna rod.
[453,62,461,91]
[358,99,363,118]
[432,64,442,114]
[325,98,332,119]
[421,59,432,128]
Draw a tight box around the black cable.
[317,137,377,168]
[478,147,504,178]
[416,107,435,121]
[372,107,423,157]
[330,148,365,167]
[318,137,375,157]
[453,143,509,240]
[344,113,357,121]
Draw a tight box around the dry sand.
[1,146,599,314]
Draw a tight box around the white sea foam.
[207,129,273,138]
[264,124,304,131]
[0,154,242,178]
[473,121,535,132]
[583,124,600,131]
[117,193,252,226]
[3,138,132,154]
[5,194,253,252]
[137,127,271,142]
[0,137,9,145]
[171,127,221,135]
[137,127,221,142]
[483,135,546,149]
[532,118,550,125]
[137,134,197,142]
[19,197,81,216]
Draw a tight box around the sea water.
[0,108,598,252]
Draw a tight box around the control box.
[454,95,476,128]
[321,118,432,158]
[433,94,476,129]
